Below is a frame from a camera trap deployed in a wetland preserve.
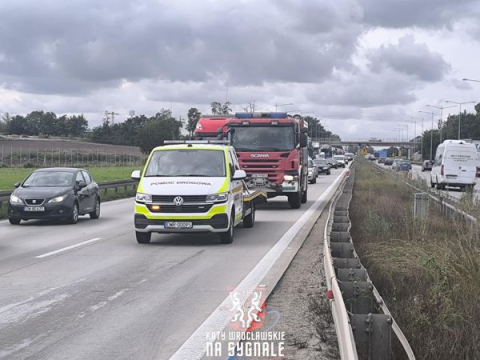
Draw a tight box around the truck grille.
[151,195,207,203]
[147,204,213,213]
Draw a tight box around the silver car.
[308,159,318,184]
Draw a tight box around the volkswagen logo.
[173,196,184,206]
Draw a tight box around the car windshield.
[231,126,295,152]
[23,171,74,187]
[334,156,344,160]
[314,160,328,166]
[144,149,226,177]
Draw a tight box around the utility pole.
[445,100,476,140]
[426,104,457,142]
[419,111,435,161]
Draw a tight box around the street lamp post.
[274,102,293,112]
[463,78,480,83]
[426,104,457,142]
[445,101,476,139]
[419,111,435,161]
[405,120,416,160]
[411,116,424,161]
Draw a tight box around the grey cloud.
[367,35,450,82]
[0,0,363,95]
[359,0,479,29]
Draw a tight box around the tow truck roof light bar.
[164,140,231,145]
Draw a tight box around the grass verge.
[0,166,142,190]
[350,159,480,360]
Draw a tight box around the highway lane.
[0,168,344,360]
[410,164,480,201]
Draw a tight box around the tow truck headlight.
[206,193,228,203]
[10,194,22,204]
[48,195,67,203]
[136,193,152,203]
[284,175,294,181]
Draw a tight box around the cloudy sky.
[1,0,480,140]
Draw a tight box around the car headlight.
[284,175,294,181]
[10,194,22,204]
[136,193,152,203]
[308,170,313,175]
[48,195,67,203]
[206,193,228,203]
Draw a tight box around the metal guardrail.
[0,179,137,210]
[324,163,416,359]
[373,162,478,226]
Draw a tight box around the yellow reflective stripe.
[218,177,230,193]
[135,203,228,220]
[232,184,243,193]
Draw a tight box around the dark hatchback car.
[397,160,412,171]
[8,168,101,225]
[384,158,394,166]
[313,159,331,175]
[421,160,433,171]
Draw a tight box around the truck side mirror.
[300,133,308,148]
[131,170,141,180]
[301,128,308,134]
[232,170,247,180]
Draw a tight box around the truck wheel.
[288,192,301,209]
[136,231,151,244]
[243,203,255,228]
[220,211,235,244]
[301,187,307,204]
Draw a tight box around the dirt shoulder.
[250,205,339,360]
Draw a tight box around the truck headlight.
[284,175,294,181]
[10,194,22,204]
[48,195,67,203]
[136,193,152,203]
[206,193,228,203]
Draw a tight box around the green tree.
[187,108,201,138]
[210,101,232,115]
[135,110,183,154]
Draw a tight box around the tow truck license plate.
[24,206,45,212]
[165,221,193,229]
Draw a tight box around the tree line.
[417,103,480,159]
[0,101,342,155]
[0,111,88,137]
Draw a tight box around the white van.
[430,140,477,190]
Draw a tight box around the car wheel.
[136,231,151,244]
[220,211,235,244]
[68,202,79,224]
[89,197,101,219]
[243,202,255,228]
[312,177,316,184]
[430,179,435,188]
[436,183,443,190]
[9,218,21,225]
[327,171,331,175]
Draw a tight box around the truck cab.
[131,141,261,244]
[194,115,233,139]
[227,112,309,209]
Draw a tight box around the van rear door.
[444,148,476,184]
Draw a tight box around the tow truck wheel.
[136,231,151,244]
[220,211,235,244]
[243,202,255,228]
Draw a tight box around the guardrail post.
[414,193,428,218]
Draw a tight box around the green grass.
[0,166,142,190]
[350,159,480,359]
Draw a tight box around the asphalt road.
[410,164,480,200]
[0,168,344,360]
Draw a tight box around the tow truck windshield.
[144,149,226,177]
[231,126,295,152]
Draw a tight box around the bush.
[0,163,8,168]
[23,162,36,168]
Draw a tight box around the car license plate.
[24,206,45,212]
[446,175,457,179]
[165,221,193,229]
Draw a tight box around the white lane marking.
[170,168,347,360]
[88,288,129,313]
[35,238,102,259]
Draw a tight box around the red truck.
[226,112,309,209]
[194,115,233,139]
